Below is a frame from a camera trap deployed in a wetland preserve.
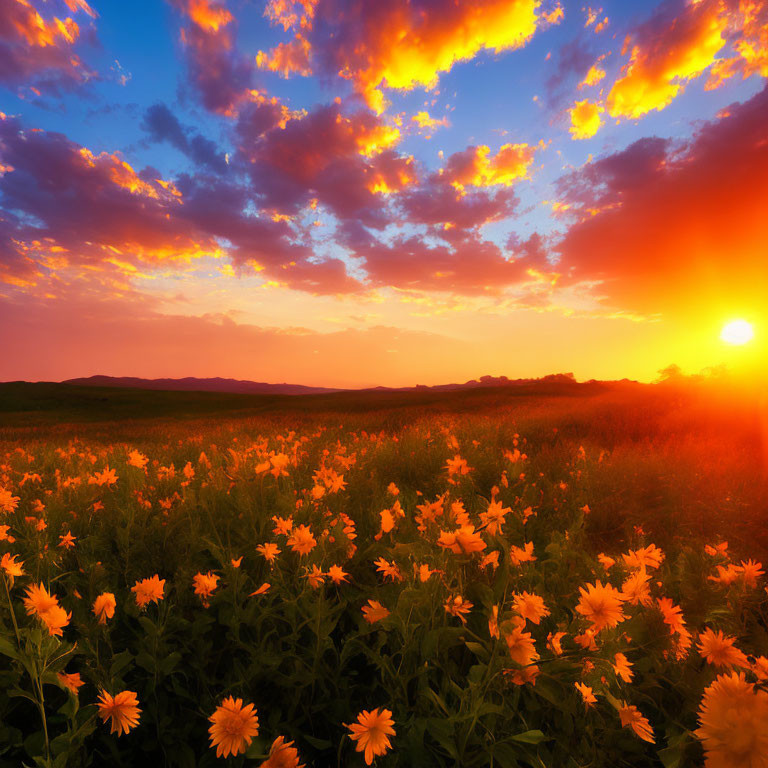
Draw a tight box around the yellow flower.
[97,690,141,736]
[208,696,259,758]
[346,708,395,765]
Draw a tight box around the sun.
[720,319,754,345]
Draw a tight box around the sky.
[0,0,766,387]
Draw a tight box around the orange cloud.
[443,143,536,189]
[706,0,768,89]
[569,99,603,139]
[0,0,97,91]
[579,57,606,88]
[185,0,232,32]
[557,85,768,319]
[606,0,727,119]
[256,33,312,76]
[258,0,543,113]
[410,110,449,133]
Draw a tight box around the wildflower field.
[1,383,767,767]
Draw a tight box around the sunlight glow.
[720,319,754,345]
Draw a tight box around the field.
[1,382,767,767]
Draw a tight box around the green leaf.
[511,730,548,745]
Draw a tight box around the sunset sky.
[1,0,767,387]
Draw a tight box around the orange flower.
[697,628,749,669]
[575,682,597,708]
[305,565,325,589]
[231,556,243,568]
[507,665,540,686]
[361,599,389,624]
[479,500,510,536]
[193,571,220,605]
[92,592,116,624]
[1,552,24,582]
[612,652,634,682]
[739,559,764,588]
[271,516,293,536]
[503,620,539,666]
[445,454,471,476]
[58,531,76,549]
[509,541,536,566]
[287,524,316,556]
[623,544,664,570]
[127,450,148,469]
[208,696,259,758]
[0,487,20,513]
[249,582,271,596]
[708,564,742,586]
[23,583,58,617]
[444,595,473,624]
[41,604,72,637]
[131,575,165,609]
[547,631,565,656]
[437,525,486,555]
[695,671,768,767]
[0,524,14,542]
[621,567,652,606]
[597,553,616,570]
[619,703,655,743]
[512,591,550,625]
[575,581,626,632]
[58,671,84,695]
[327,565,349,585]
[97,690,141,736]
[480,550,500,571]
[488,605,499,639]
[373,557,402,582]
[257,542,281,562]
[261,735,305,768]
[346,708,396,765]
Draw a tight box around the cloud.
[556,85,768,316]
[0,114,359,295]
[568,99,603,139]
[442,143,536,189]
[235,100,412,224]
[606,0,728,119]
[141,103,229,173]
[257,0,543,112]
[0,0,97,93]
[171,0,253,114]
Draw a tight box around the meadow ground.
[0,381,767,767]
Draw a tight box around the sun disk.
[720,320,754,346]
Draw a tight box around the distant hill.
[63,375,345,396]
[62,372,594,396]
